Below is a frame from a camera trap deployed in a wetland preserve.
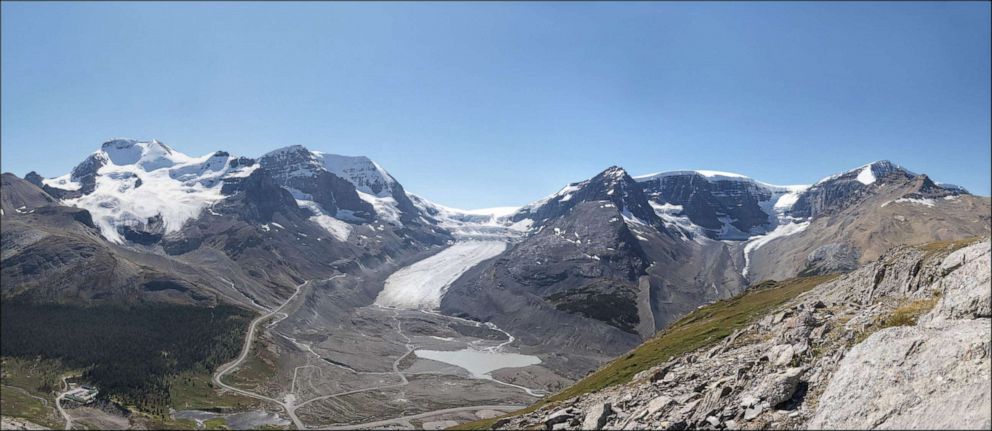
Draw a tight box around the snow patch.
[358,191,403,226]
[460,206,521,217]
[296,200,352,241]
[884,198,936,208]
[856,165,876,185]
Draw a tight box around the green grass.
[169,370,259,411]
[454,274,837,430]
[880,296,939,328]
[919,236,983,259]
[225,336,278,389]
[128,411,199,430]
[852,294,941,345]
[0,357,71,429]
[0,384,63,429]
[204,417,229,429]
[0,357,68,397]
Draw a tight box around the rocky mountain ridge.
[3,139,452,308]
[440,160,987,379]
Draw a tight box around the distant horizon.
[3,2,990,206]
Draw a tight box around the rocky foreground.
[487,238,991,430]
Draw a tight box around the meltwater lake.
[414,348,541,378]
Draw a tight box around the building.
[65,386,98,404]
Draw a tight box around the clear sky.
[2,2,990,208]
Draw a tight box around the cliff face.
[488,238,991,431]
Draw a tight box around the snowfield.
[57,140,255,243]
[375,241,508,310]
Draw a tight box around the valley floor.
[193,241,569,429]
[2,241,568,430]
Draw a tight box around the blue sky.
[2,2,990,207]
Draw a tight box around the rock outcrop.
[489,239,991,430]
[808,239,991,430]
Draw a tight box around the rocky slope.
[484,238,991,430]
[2,174,231,305]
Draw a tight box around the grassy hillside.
[456,274,837,430]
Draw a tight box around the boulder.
[544,409,574,429]
[645,395,674,416]
[742,367,804,407]
[743,404,763,421]
[581,403,613,430]
[925,241,991,323]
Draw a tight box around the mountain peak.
[97,138,187,170]
[318,153,398,197]
[602,165,627,176]
[817,160,917,186]
[515,165,664,229]
[863,160,916,182]
[592,165,635,186]
[262,144,317,159]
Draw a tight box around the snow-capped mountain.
[34,139,258,244]
[319,153,399,198]
[634,170,808,240]
[26,139,453,247]
[442,165,743,369]
[257,145,378,226]
[257,145,447,245]
[788,160,951,219]
[513,166,666,231]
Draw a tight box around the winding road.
[212,275,343,430]
[54,376,72,430]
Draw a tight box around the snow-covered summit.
[317,153,398,198]
[98,138,192,171]
[634,169,806,193]
[513,165,664,230]
[260,145,400,197]
[815,160,916,186]
[40,138,256,243]
[635,169,750,182]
